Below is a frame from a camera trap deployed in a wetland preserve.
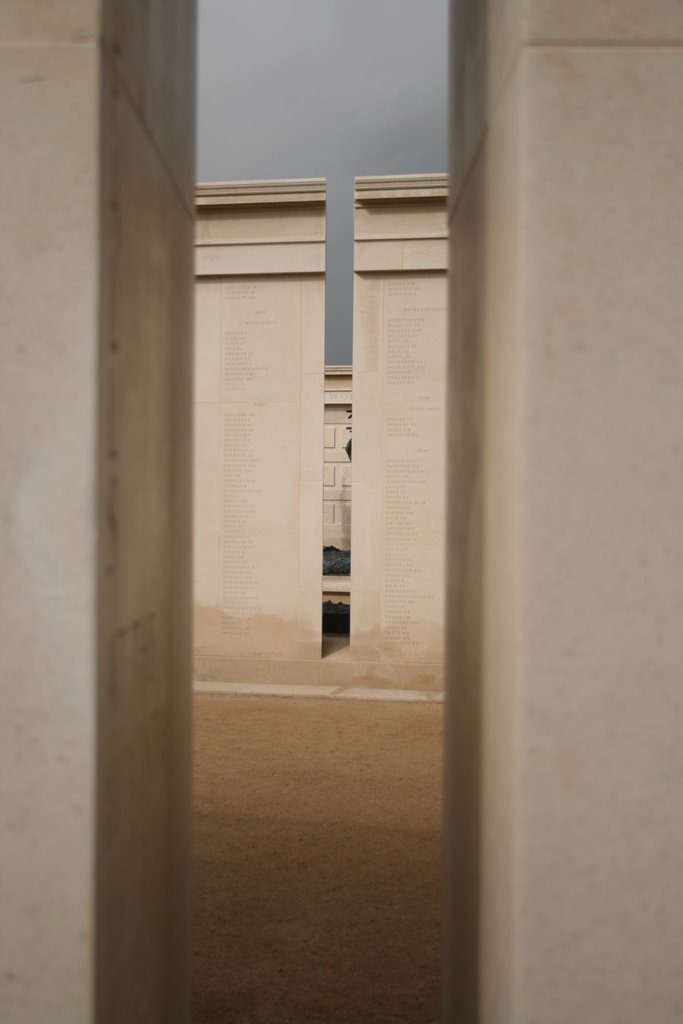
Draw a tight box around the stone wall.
[194,180,325,683]
[0,3,195,1022]
[193,175,447,692]
[445,4,683,1021]
[323,366,352,550]
[351,174,448,690]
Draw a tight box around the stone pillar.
[351,175,448,690]
[193,180,325,685]
[445,4,683,1022]
[0,4,195,1022]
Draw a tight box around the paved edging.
[194,681,444,703]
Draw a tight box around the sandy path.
[193,693,442,1024]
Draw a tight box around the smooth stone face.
[194,181,325,677]
[446,5,683,1023]
[448,0,683,205]
[524,0,683,42]
[0,0,96,42]
[323,367,352,550]
[97,48,195,1023]
[0,2,195,1023]
[102,0,196,196]
[0,38,99,1024]
[351,176,447,685]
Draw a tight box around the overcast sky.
[197,0,448,364]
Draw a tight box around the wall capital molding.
[354,173,448,204]
[196,178,326,208]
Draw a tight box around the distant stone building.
[323,366,352,549]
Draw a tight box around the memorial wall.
[446,7,683,1021]
[193,174,446,691]
[194,180,325,681]
[351,175,448,690]
[0,2,195,1019]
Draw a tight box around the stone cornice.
[355,173,448,203]
[196,178,326,208]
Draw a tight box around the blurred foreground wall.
[0,4,196,1022]
[445,4,683,1022]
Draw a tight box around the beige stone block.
[350,660,443,692]
[480,87,522,1024]
[325,406,352,425]
[322,577,351,599]
[327,448,353,463]
[445,51,534,1023]
[350,588,381,660]
[515,48,683,1022]
[223,402,300,532]
[338,686,441,702]
[382,274,447,405]
[350,479,381,570]
[351,372,382,484]
[402,240,448,271]
[355,175,448,203]
[446,40,683,1024]
[1,5,194,1019]
[449,0,523,200]
[194,181,325,676]
[299,479,323,590]
[197,179,325,207]
[194,280,221,403]
[195,681,340,698]
[449,0,683,208]
[196,240,325,277]
[219,278,301,404]
[297,587,323,658]
[0,1,96,43]
[102,0,196,198]
[380,537,445,662]
[196,205,324,246]
[97,54,194,1023]
[524,0,683,43]
[354,239,405,271]
[193,400,222,513]
[193,402,221,615]
[359,371,446,658]
[352,178,447,684]
[323,463,335,486]
[300,371,324,483]
[0,41,99,1024]
[352,274,382,373]
[325,491,351,508]
[195,656,443,693]
[217,533,300,660]
[355,202,447,241]
[354,237,447,272]
[98,123,189,614]
[301,276,326,373]
[194,655,325,687]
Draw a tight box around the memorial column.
[0,3,196,1021]
[193,179,326,686]
[351,174,448,691]
[445,4,683,1021]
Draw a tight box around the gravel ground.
[193,693,442,1024]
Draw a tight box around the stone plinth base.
[194,653,442,692]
